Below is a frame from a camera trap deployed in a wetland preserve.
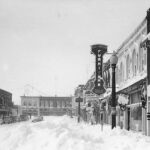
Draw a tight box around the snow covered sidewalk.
[0,116,150,150]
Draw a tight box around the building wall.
[115,18,147,133]
[116,18,147,89]
[101,17,148,134]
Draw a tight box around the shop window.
[130,106,142,131]
[130,92,140,104]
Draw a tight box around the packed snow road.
[0,116,150,150]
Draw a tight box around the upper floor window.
[103,71,107,88]
[126,55,130,79]
[120,62,124,82]
[23,101,26,106]
[139,45,144,72]
[132,49,137,76]
[137,54,139,73]
[107,70,110,87]
[53,101,57,107]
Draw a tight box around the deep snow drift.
[0,116,150,150]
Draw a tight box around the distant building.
[0,89,13,118]
[12,105,22,116]
[21,96,72,116]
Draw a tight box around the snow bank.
[0,116,150,150]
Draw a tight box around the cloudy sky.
[0,0,149,104]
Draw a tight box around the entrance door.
[127,107,130,131]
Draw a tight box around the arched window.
[132,49,136,76]
[108,70,110,87]
[103,71,106,84]
[120,62,124,82]
[137,53,139,73]
[126,55,130,79]
[139,45,144,72]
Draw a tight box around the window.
[132,50,136,76]
[23,101,26,106]
[59,101,62,108]
[107,70,110,87]
[0,97,3,105]
[53,101,57,107]
[139,45,144,72]
[120,62,124,82]
[137,54,138,73]
[126,55,130,79]
[103,71,107,87]
[28,101,31,106]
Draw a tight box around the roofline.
[0,88,12,95]
[20,96,72,98]
[116,17,146,53]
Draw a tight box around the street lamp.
[110,51,118,129]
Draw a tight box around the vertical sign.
[91,44,107,95]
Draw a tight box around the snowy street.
[0,116,150,150]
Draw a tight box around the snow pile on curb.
[0,116,150,150]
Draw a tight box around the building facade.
[21,96,72,116]
[101,9,150,135]
[72,8,150,136]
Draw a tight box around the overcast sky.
[0,0,150,104]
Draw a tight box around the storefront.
[117,79,146,133]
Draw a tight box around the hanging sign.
[91,44,107,95]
